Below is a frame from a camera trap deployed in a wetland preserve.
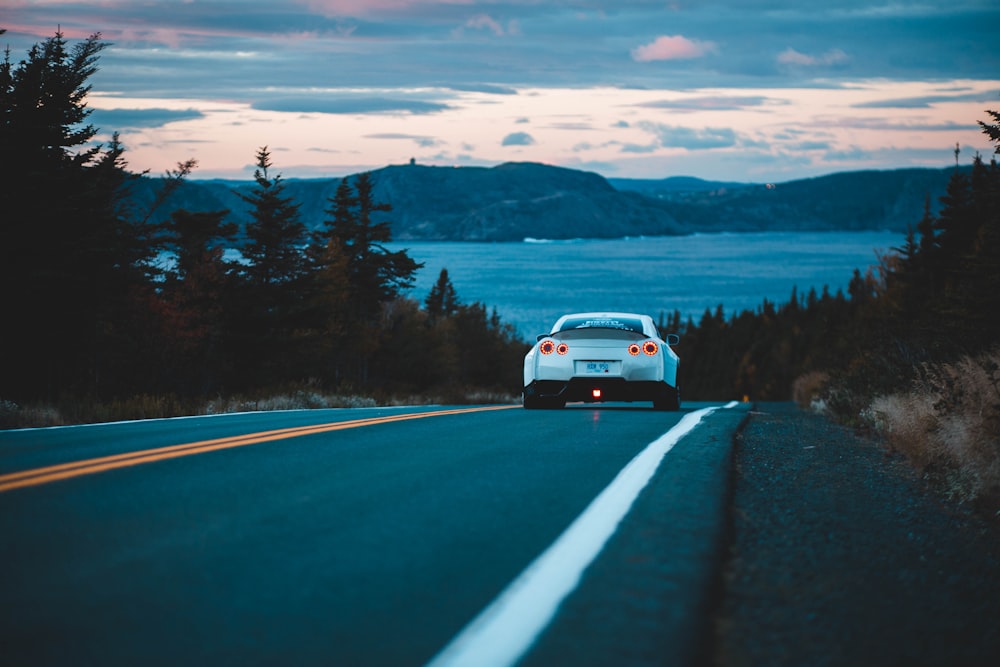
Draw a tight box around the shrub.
[792,371,829,410]
[0,399,66,429]
[865,347,1000,513]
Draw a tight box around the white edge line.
[426,402,735,667]
[0,404,430,433]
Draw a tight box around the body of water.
[388,231,902,341]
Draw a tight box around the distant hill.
[126,162,963,241]
[637,168,963,233]
[608,175,749,194]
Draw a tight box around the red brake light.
[628,343,641,356]
[539,340,555,355]
[643,340,658,356]
[556,343,569,355]
[592,388,602,399]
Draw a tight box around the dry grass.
[792,371,830,411]
[864,347,1000,513]
[1,388,519,429]
[204,392,378,414]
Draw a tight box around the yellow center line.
[0,405,518,493]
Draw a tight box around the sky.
[3,0,999,182]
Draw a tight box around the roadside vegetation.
[675,111,1000,514]
[0,30,526,429]
[2,30,997,514]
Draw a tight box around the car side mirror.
[536,333,549,342]
[666,333,680,346]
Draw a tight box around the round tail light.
[539,340,556,355]
[642,340,659,355]
[628,343,641,356]
[556,343,569,355]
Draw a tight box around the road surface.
[0,402,747,666]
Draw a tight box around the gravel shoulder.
[713,402,1000,667]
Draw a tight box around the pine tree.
[159,207,238,393]
[239,147,308,288]
[425,268,460,320]
[232,147,311,387]
[312,172,422,385]
[347,172,421,318]
[979,110,1000,151]
[0,31,154,399]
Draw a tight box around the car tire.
[653,385,680,411]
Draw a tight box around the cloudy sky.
[4,1,999,182]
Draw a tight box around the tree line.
[674,114,999,416]
[2,29,996,418]
[0,30,526,406]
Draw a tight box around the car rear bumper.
[524,378,675,403]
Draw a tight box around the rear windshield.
[556,317,645,334]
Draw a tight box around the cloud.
[816,117,981,132]
[794,141,832,151]
[546,122,596,131]
[853,91,995,109]
[306,1,477,18]
[825,146,871,161]
[365,132,441,147]
[635,95,774,111]
[502,132,535,146]
[252,97,451,114]
[447,83,519,95]
[460,14,520,37]
[631,35,716,62]
[90,108,204,130]
[640,123,738,150]
[621,143,658,154]
[777,48,849,67]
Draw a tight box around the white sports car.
[522,312,681,410]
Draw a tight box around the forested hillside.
[673,122,1000,511]
[126,163,962,241]
[618,168,963,232]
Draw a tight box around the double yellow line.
[0,405,517,494]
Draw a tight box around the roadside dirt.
[712,402,1000,667]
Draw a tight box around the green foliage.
[0,32,527,413]
[678,111,1000,414]
[229,147,314,388]
[14,29,992,422]
[425,268,460,320]
[0,30,156,400]
[308,171,424,387]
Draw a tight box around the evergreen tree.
[346,172,421,318]
[158,207,238,393]
[0,30,154,399]
[232,147,311,387]
[979,110,1000,150]
[425,268,460,320]
[239,147,308,288]
[313,172,422,385]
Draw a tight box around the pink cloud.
[465,14,505,36]
[631,35,715,62]
[778,48,849,67]
[305,0,474,16]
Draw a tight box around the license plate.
[585,362,611,374]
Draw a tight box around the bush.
[864,347,1000,513]
[792,371,829,410]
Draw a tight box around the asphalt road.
[0,402,748,667]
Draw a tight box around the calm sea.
[388,231,902,341]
